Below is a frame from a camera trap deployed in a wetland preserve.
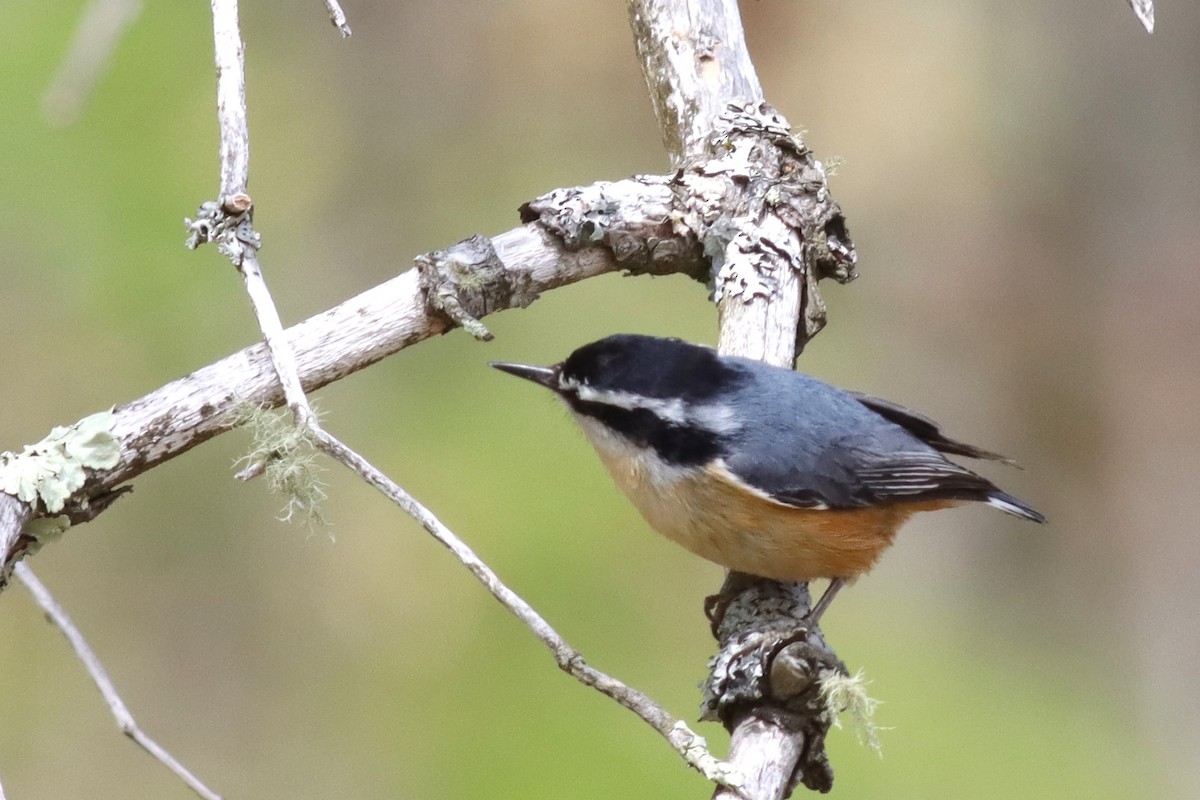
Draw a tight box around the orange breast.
[594,447,952,581]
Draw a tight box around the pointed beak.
[490,361,561,391]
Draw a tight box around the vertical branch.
[211,0,250,203]
[626,0,808,361]
[626,1,854,797]
[626,0,763,166]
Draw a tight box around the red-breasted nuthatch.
[492,334,1045,622]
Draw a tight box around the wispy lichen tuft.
[819,668,887,755]
[230,404,329,533]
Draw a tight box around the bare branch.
[201,0,319,424]
[15,563,222,800]
[42,0,143,126]
[627,0,763,166]
[323,0,352,37]
[0,219,634,585]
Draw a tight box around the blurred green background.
[2,1,1196,797]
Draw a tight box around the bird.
[492,334,1045,623]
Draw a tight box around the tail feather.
[986,492,1046,523]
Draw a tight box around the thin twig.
[238,251,319,426]
[42,0,143,126]
[323,0,352,37]
[15,563,222,800]
[306,426,742,790]
[208,0,322,429]
[242,251,736,780]
[211,0,250,204]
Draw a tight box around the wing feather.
[848,391,1017,465]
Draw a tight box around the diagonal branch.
[0,175,701,588]
[1127,0,1155,33]
[305,424,742,788]
[16,563,222,800]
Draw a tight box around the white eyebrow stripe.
[689,402,741,434]
[562,378,741,434]
[570,384,688,423]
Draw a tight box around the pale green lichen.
[0,411,120,515]
[819,668,887,755]
[230,403,328,531]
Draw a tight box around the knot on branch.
[184,197,261,265]
[519,101,857,347]
[702,576,846,794]
[415,235,538,341]
[695,101,858,344]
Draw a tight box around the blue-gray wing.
[741,447,1007,510]
[717,363,1040,519]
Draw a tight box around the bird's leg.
[804,578,845,627]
